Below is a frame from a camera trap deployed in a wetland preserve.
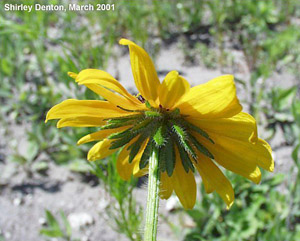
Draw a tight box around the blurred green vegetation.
[1,0,300,240]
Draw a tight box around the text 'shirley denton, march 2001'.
[4,3,114,12]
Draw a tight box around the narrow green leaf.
[145,100,152,109]
[132,118,152,132]
[176,142,194,173]
[172,123,197,159]
[101,120,134,130]
[109,131,140,149]
[178,119,214,144]
[60,211,71,238]
[292,144,300,169]
[117,105,144,113]
[108,127,132,140]
[139,140,152,169]
[128,134,148,163]
[45,210,60,231]
[169,108,180,117]
[105,114,143,122]
[153,126,166,147]
[165,138,176,177]
[40,229,64,237]
[145,110,161,118]
[158,147,166,173]
[188,134,214,159]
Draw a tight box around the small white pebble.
[165,196,178,212]
[68,212,94,230]
[38,217,47,226]
[13,198,22,206]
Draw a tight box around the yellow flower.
[46,39,274,209]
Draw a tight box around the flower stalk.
[144,146,160,241]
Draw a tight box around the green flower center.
[103,100,214,177]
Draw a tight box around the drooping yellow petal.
[116,144,136,180]
[133,160,148,178]
[160,172,173,199]
[77,126,129,145]
[170,150,196,209]
[207,132,273,172]
[253,138,274,172]
[69,69,140,105]
[177,75,242,119]
[87,139,115,161]
[116,138,148,180]
[196,133,262,184]
[158,71,190,109]
[45,99,134,122]
[57,117,105,128]
[195,154,234,208]
[187,112,258,143]
[84,83,143,110]
[199,171,214,194]
[132,141,149,177]
[119,38,160,106]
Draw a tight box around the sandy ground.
[0,42,297,241]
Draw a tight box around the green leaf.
[132,118,152,132]
[139,140,152,169]
[105,114,143,122]
[176,142,194,173]
[145,100,152,109]
[127,134,148,163]
[145,110,161,118]
[60,211,72,238]
[172,124,197,159]
[292,144,300,169]
[179,119,214,144]
[101,120,135,130]
[109,132,139,150]
[164,138,176,177]
[116,105,144,113]
[188,134,214,159]
[153,126,166,147]
[108,127,132,140]
[45,210,60,230]
[40,229,64,237]
[271,86,297,111]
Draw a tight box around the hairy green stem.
[144,146,160,241]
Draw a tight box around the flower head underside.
[46,39,274,209]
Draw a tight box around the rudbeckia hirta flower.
[46,39,274,210]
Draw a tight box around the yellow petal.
[160,172,173,199]
[195,154,234,208]
[196,133,262,184]
[207,133,273,172]
[133,160,148,177]
[254,138,274,172]
[84,83,143,110]
[68,72,78,79]
[116,138,148,180]
[158,71,190,109]
[87,139,115,161]
[132,141,149,177]
[116,145,136,180]
[77,126,129,145]
[170,150,196,209]
[46,99,133,122]
[57,117,105,128]
[177,75,242,119]
[187,112,258,143]
[72,69,140,105]
[119,38,160,106]
[199,171,214,194]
